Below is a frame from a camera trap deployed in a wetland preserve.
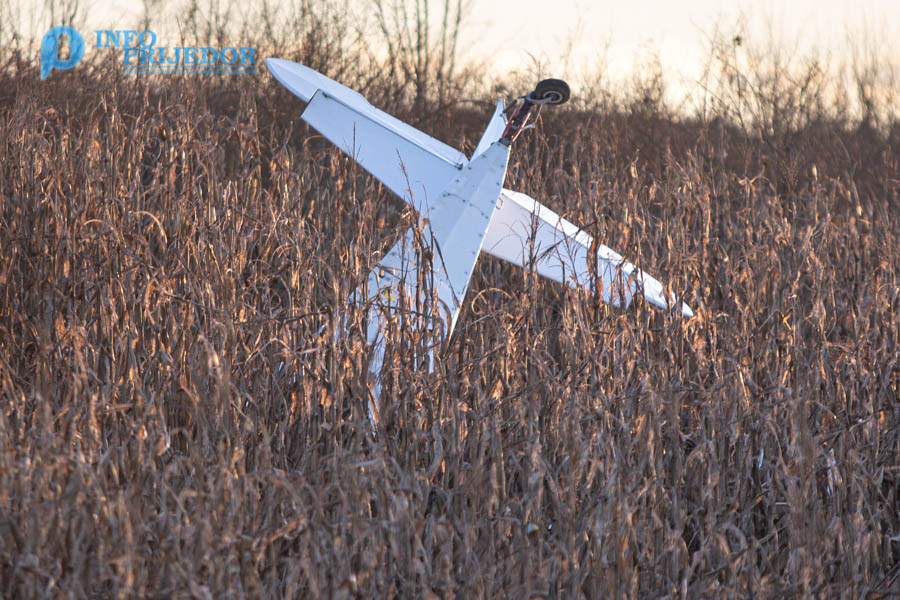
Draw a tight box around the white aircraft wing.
[267,58,465,208]
[483,189,694,317]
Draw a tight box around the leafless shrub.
[369,0,473,117]
[697,20,833,142]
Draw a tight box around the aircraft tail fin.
[472,99,507,158]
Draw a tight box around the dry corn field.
[0,53,898,597]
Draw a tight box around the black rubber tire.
[532,78,570,105]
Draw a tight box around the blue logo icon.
[41,26,85,80]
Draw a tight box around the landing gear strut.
[500,78,571,145]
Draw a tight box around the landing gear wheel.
[530,79,570,105]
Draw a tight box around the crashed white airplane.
[266,58,693,430]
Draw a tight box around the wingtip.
[264,57,289,81]
[264,57,283,71]
[634,271,694,318]
[265,57,320,103]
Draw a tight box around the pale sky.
[468,0,899,97]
